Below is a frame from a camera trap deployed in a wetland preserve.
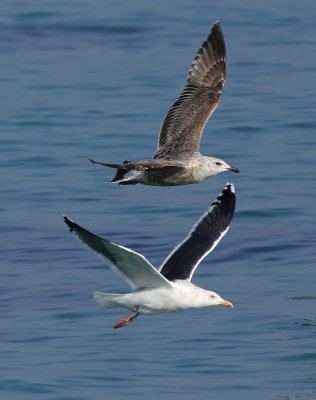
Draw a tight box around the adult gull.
[89,22,239,186]
[64,183,235,328]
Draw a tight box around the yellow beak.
[220,299,233,308]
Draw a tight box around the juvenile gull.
[89,21,239,186]
[64,183,235,328]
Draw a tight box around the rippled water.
[1,1,315,399]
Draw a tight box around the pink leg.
[113,306,140,329]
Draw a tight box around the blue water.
[1,0,315,399]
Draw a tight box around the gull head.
[208,290,233,308]
[205,157,240,177]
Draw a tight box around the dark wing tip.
[63,215,75,232]
[224,181,235,193]
[213,181,235,201]
[212,20,221,32]
[210,19,224,41]
[211,182,235,215]
[188,20,226,86]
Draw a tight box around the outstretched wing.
[159,183,235,281]
[89,158,184,171]
[155,21,226,157]
[64,217,172,290]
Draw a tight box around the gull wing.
[155,21,226,157]
[89,158,184,171]
[64,217,172,290]
[159,183,235,281]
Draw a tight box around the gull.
[89,21,239,186]
[64,183,235,328]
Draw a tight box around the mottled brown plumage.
[90,22,239,186]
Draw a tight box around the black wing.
[159,183,235,281]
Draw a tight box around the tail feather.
[93,291,125,309]
[110,168,138,185]
[89,158,139,184]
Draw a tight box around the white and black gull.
[89,22,240,186]
[64,183,235,328]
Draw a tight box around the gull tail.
[89,158,139,185]
[110,168,139,185]
[94,291,126,309]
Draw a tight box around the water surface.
[1,1,316,399]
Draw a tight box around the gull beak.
[220,300,233,308]
[229,166,240,173]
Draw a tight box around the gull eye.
[210,295,216,299]
[215,162,222,166]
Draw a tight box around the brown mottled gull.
[90,22,239,186]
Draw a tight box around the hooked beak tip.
[230,166,240,173]
[220,300,234,308]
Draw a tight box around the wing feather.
[155,21,226,157]
[155,22,226,158]
[64,217,172,290]
[159,183,235,281]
